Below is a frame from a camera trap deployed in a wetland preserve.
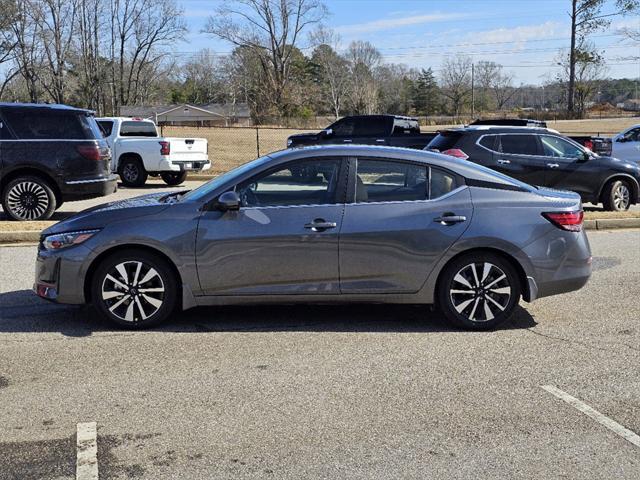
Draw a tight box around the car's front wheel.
[160,171,188,186]
[602,179,632,211]
[91,250,178,328]
[1,175,57,221]
[437,252,521,330]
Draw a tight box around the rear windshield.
[1,108,101,140]
[119,121,158,137]
[426,131,464,151]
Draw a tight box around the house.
[622,99,640,111]
[119,103,251,126]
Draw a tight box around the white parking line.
[76,422,98,480]
[542,385,640,448]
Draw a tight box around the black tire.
[118,157,148,187]
[1,175,57,221]
[91,249,178,329]
[602,179,632,211]
[437,252,521,331]
[160,171,188,186]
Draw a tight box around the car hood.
[42,192,173,236]
[596,156,640,173]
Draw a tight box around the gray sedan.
[34,145,592,330]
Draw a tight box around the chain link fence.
[160,125,317,175]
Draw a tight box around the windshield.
[180,155,273,202]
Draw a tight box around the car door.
[353,116,390,146]
[494,134,547,186]
[613,127,640,162]
[195,157,346,295]
[538,134,599,198]
[339,158,473,293]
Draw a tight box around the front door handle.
[304,218,337,232]
[434,214,467,225]
[497,159,511,164]
[547,163,560,168]
[343,139,352,143]
[375,139,385,143]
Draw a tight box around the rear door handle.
[497,159,511,164]
[547,163,560,168]
[375,139,385,143]
[343,139,352,143]
[304,219,337,231]
[434,214,467,225]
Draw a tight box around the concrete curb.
[0,218,638,245]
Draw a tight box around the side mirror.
[616,136,629,143]
[322,128,333,138]
[215,191,240,211]
[581,151,591,162]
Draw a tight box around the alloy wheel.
[101,260,165,323]
[6,181,50,220]
[449,262,511,323]
[122,164,139,183]
[613,184,630,210]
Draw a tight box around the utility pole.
[471,62,475,118]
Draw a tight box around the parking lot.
[0,225,638,479]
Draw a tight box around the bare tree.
[309,27,347,119]
[9,0,45,101]
[204,0,327,116]
[345,40,381,114]
[475,61,516,111]
[492,72,517,110]
[439,55,472,117]
[0,0,20,97]
[558,41,607,116]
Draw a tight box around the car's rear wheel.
[91,250,178,328]
[118,157,148,187]
[160,171,188,186]
[437,252,521,330]
[602,179,631,211]
[1,176,57,221]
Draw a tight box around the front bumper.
[61,174,118,202]
[34,244,93,304]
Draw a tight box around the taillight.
[76,144,101,161]
[441,148,469,160]
[584,139,593,151]
[542,211,584,232]
[159,141,170,155]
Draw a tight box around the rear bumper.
[158,157,211,172]
[60,174,118,202]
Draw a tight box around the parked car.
[35,145,591,331]
[426,125,640,211]
[611,124,640,163]
[0,103,116,221]
[96,117,210,187]
[469,118,612,156]
[286,115,437,151]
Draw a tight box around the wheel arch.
[0,167,62,206]
[598,174,639,204]
[84,243,184,307]
[434,247,531,304]
[117,152,144,171]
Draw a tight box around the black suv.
[287,115,436,150]
[426,126,640,211]
[0,103,116,220]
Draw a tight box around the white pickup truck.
[611,124,640,164]
[96,117,210,187]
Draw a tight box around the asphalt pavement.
[0,229,639,479]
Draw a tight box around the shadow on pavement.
[0,289,537,336]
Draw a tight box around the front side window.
[97,120,114,137]
[332,119,354,136]
[499,134,539,156]
[119,121,158,137]
[621,127,640,142]
[1,109,98,140]
[355,159,428,203]
[236,158,341,208]
[540,135,584,159]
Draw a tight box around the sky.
[178,0,640,85]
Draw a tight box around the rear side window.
[499,134,539,156]
[430,168,458,199]
[356,159,428,203]
[478,135,497,151]
[119,121,158,137]
[97,120,114,137]
[427,131,463,151]
[2,108,99,140]
[354,117,388,137]
[392,120,420,135]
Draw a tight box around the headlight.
[42,229,100,250]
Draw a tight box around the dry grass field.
[163,116,638,176]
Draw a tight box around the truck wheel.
[119,158,148,188]
[160,171,188,186]
[602,179,631,211]
[1,176,57,221]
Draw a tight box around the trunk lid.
[166,137,208,161]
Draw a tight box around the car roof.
[273,144,534,190]
[0,102,93,114]
[443,125,561,134]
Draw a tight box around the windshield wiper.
[159,190,190,203]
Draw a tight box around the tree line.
[0,0,638,122]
